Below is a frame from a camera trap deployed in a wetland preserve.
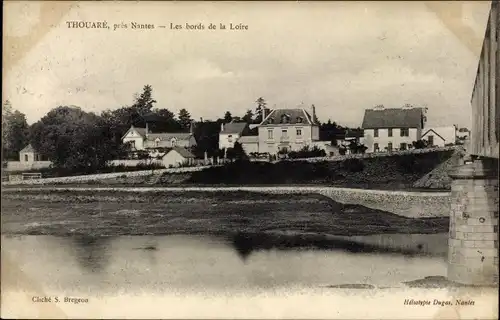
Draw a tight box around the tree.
[2,102,29,161]
[255,97,268,123]
[133,84,157,114]
[178,108,192,131]
[233,142,248,161]
[242,109,253,123]
[224,111,233,123]
[30,106,116,170]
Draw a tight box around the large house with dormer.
[121,123,197,153]
[247,105,323,155]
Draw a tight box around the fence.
[4,161,52,172]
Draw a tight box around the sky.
[3,1,493,128]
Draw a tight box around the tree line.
[2,85,356,170]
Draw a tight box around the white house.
[219,122,250,150]
[121,123,197,152]
[254,106,322,155]
[162,147,196,168]
[361,105,426,153]
[421,126,457,147]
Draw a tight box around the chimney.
[262,108,266,122]
[145,122,149,138]
[190,121,194,134]
[200,117,203,122]
[311,104,316,123]
[221,122,224,132]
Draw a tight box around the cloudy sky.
[3,1,492,127]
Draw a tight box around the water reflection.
[230,232,447,261]
[2,233,449,293]
[71,235,112,272]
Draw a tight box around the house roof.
[122,125,193,141]
[168,146,195,158]
[421,128,445,142]
[221,122,247,135]
[361,108,424,129]
[20,144,35,153]
[147,133,192,141]
[261,108,320,126]
[121,126,147,140]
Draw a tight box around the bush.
[342,158,364,172]
[288,146,326,159]
[412,140,428,149]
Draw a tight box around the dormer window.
[155,138,160,148]
[280,114,291,124]
[296,117,303,123]
[268,118,274,124]
[171,138,177,147]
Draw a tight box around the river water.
[2,233,449,293]
[2,233,498,319]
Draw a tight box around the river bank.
[2,190,449,238]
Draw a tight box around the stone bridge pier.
[448,158,499,286]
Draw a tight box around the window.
[228,134,233,143]
[387,142,393,151]
[24,154,28,162]
[374,143,379,152]
[374,129,379,137]
[428,135,434,146]
[296,129,302,137]
[281,129,288,138]
[268,129,274,139]
[155,139,160,147]
[400,128,409,137]
[130,141,136,149]
[281,115,289,124]
[297,117,303,123]
[400,143,407,150]
[171,138,176,147]
[268,118,274,124]
[388,128,393,137]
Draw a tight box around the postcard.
[2,1,499,319]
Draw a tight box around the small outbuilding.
[162,147,196,168]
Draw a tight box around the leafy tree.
[242,109,253,123]
[178,108,192,131]
[224,111,233,123]
[30,106,116,170]
[2,102,29,160]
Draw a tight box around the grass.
[1,190,449,238]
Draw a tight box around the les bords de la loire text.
[66,21,249,31]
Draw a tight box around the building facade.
[122,124,197,152]
[218,122,250,150]
[361,106,426,153]
[255,106,321,155]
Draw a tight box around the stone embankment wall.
[3,186,451,218]
[287,146,459,163]
[1,166,211,186]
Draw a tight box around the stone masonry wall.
[448,177,499,285]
